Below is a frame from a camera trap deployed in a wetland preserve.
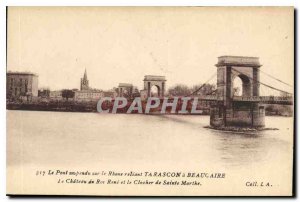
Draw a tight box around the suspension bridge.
[189,56,294,128]
[189,61,293,105]
[113,55,293,128]
[136,56,289,127]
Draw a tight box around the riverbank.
[7,101,98,112]
[6,101,211,115]
[6,101,293,117]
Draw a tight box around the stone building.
[6,71,38,99]
[38,88,50,98]
[103,90,118,99]
[74,90,104,101]
[49,90,63,100]
[117,83,133,97]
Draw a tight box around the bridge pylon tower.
[210,56,265,128]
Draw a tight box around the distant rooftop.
[144,75,166,81]
[7,71,38,76]
[216,56,261,67]
[118,83,133,87]
[77,89,102,93]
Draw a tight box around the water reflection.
[209,127,291,168]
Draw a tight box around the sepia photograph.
[6,6,294,196]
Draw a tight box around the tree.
[265,104,293,116]
[233,87,240,96]
[191,83,216,96]
[62,89,75,101]
[168,84,191,96]
[38,88,50,98]
[131,86,140,98]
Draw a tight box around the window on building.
[259,106,264,115]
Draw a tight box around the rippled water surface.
[7,110,293,172]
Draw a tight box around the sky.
[7,7,294,95]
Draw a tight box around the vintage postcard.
[6,7,294,196]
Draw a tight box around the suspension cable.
[232,68,293,95]
[260,70,293,87]
[187,72,217,96]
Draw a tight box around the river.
[7,110,294,195]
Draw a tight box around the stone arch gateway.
[143,75,166,97]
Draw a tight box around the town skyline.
[7,7,294,93]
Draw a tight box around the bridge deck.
[195,95,293,105]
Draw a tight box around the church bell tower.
[80,68,89,90]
